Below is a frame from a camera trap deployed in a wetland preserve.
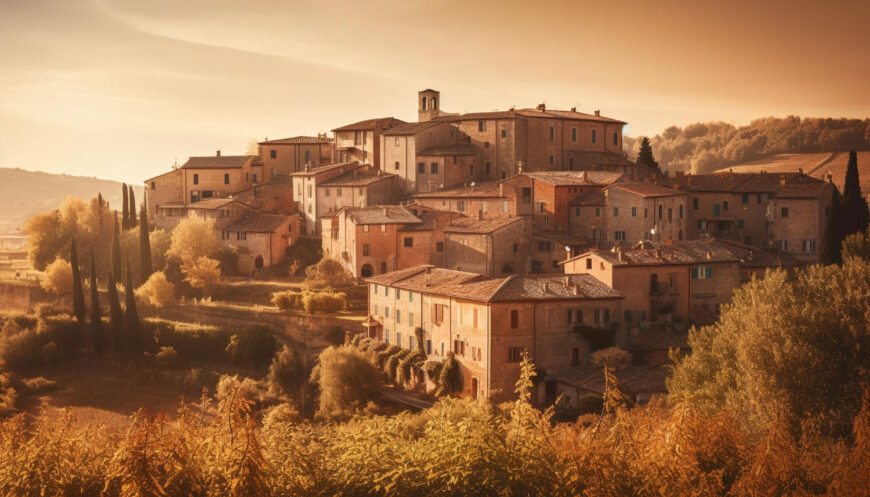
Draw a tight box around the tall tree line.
[822,150,870,264]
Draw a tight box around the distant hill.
[0,168,143,233]
[625,116,870,175]
[714,151,870,196]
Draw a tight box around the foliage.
[139,201,153,284]
[0,373,17,417]
[304,257,353,289]
[154,346,181,369]
[626,116,870,174]
[268,345,305,397]
[841,150,870,238]
[149,320,230,364]
[23,210,65,271]
[70,238,86,329]
[270,290,302,311]
[396,350,425,386]
[0,321,41,371]
[40,257,72,295]
[88,249,104,353]
[669,261,870,437]
[282,237,322,276]
[301,290,346,314]
[312,345,381,420]
[148,228,171,272]
[635,136,660,170]
[123,259,142,353]
[590,346,632,370]
[107,272,124,351]
[436,352,460,397]
[182,257,222,296]
[167,217,220,265]
[323,326,346,346]
[136,271,176,308]
[225,326,278,369]
[842,228,870,261]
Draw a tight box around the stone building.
[316,163,399,215]
[219,213,300,275]
[332,117,405,166]
[603,183,689,244]
[179,153,261,204]
[379,121,472,193]
[145,168,185,231]
[412,176,533,220]
[257,135,334,179]
[290,161,363,235]
[185,198,255,229]
[365,265,624,403]
[437,215,530,277]
[525,170,624,232]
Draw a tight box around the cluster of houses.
[145,89,836,407]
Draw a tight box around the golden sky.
[1,0,868,183]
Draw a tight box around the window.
[394,137,400,146]
[484,141,490,149]
[595,207,601,217]
[385,307,390,319]
[543,216,549,227]
[380,262,387,273]
[457,200,465,212]
[538,241,552,252]
[586,258,592,270]
[575,207,581,217]
[613,207,619,217]
[374,285,378,295]
[426,340,432,355]
[418,162,425,174]
[668,208,673,222]
[253,174,258,183]
[501,129,506,138]
[803,239,816,253]
[614,231,626,241]
[513,243,518,253]
[396,333,401,348]
[571,128,577,142]
[337,188,342,197]
[503,200,508,212]
[569,157,574,170]
[433,303,444,325]
[409,292,413,302]
[224,173,230,185]
[478,121,485,132]
[742,193,749,204]
[270,149,276,159]
[693,198,699,210]
[510,310,519,329]
[150,181,156,190]
[508,347,523,362]
[408,335,414,350]
[548,126,555,142]
[324,188,330,197]
[613,132,618,146]
[738,219,744,228]
[777,240,788,251]
[384,330,389,344]
[757,193,763,204]
[381,224,386,232]
[363,225,369,232]
[304,150,310,163]
[567,309,583,323]
[571,347,580,366]
[713,204,720,217]
[692,266,713,279]
[362,244,369,256]
[436,242,444,252]
[781,207,789,217]
[591,129,597,143]
[308,184,313,196]
[697,220,708,230]
[473,308,478,328]
[644,208,649,218]
[396,309,401,324]
[431,162,439,174]
[485,162,491,174]
[723,201,729,211]
[631,207,637,217]
[549,154,554,165]
[679,205,684,218]
[659,205,663,219]
[193,174,199,185]
[403,237,413,247]
[469,164,474,176]
[395,161,400,170]
[624,310,632,322]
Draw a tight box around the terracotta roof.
[413,181,504,199]
[144,169,182,182]
[380,121,443,136]
[565,239,744,267]
[289,161,359,177]
[345,205,421,225]
[711,238,805,268]
[440,215,522,234]
[331,117,405,132]
[672,171,828,196]
[259,136,332,145]
[223,214,289,233]
[773,181,835,199]
[549,364,667,395]
[418,143,479,156]
[318,164,395,187]
[432,107,625,125]
[571,151,638,168]
[524,170,624,186]
[187,198,251,210]
[366,265,623,302]
[568,189,606,206]
[400,209,452,232]
[606,183,685,198]
[180,155,255,170]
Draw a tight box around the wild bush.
[150,321,230,364]
[304,257,353,289]
[135,271,176,308]
[225,326,278,369]
[302,290,346,314]
[313,345,381,420]
[271,290,302,311]
[268,345,305,397]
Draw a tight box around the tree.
[89,249,104,353]
[136,271,175,308]
[121,184,129,230]
[149,229,171,272]
[591,347,632,370]
[820,189,844,264]
[70,238,86,332]
[167,217,219,265]
[245,138,260,156]
[111,212,122,285]
[128,186,137,229]
[635,136,660,171]
[123,259,141,353]
[312,345,380,420]
[182,257,222,296]
[139,198,153,284]
[842,228,870,262]
[304,257,353,288]
[268,345,305,399]
[840,150,870,238]
[23,211,65,271]
[107,270,124,351]
[40,257,73,295]
[668,262,870,437]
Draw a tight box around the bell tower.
[418,89,440,122]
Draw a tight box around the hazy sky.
[1,0,868,183]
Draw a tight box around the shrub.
[271,290,302,311]
[0,373,18,417]
[397,351,425,386]
[40,342,61,364]
[21,376,58,394]
[282,238,322,276]
[384,348,411,382]
[313,346,381,420]
[40,257,73,295]
[304,257,353,289]
[437,352,461,397]
[136,271,176,308]
[268,345,305,397]
[182,257,222,296]
[422,360,443,381]
[225,326,278,369]
[576,394,605,415]
[262,402,301,429]
[0,323,43,372]
[154,346,181,369]
[302,290,346,314]
[376,346,400,370]
[150,321,230,364]
[591,347,632,370]
[167,217,219,264]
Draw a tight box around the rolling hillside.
[715,151,870,195]
[0,168,143,233]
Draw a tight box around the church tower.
[418,89,440,122]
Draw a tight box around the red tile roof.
[331,117,405,132]
[606,183,685,198]
[524,170,623,186]
[568,189,606,206]
[672,171,830,198]
[186,198,251,210]
[440,215,523,234]
[181,155,256,170]
[432,107,625,125]
[289,161,360,177]
[259,136,332,145]
[223,214,290,233]
[380,121,444,136]
[413,181,505,199]
[344,205,422,225]
[318,164,395,187]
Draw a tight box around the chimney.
[580,171,587,182]
[570,107,576,112]
[616,247,623,262]
[594,110,600,117]
[216,149,221,157]
[499,183,504,196]
[706,250,712,260]
[827,174,833,183]
[543,282,550,292]
[537,103,546,112]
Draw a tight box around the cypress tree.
[128,187,138,229]
[636,137,660,171]
[112,212,122,283]
[89,249,104,353]
[70,238,87,335]
[124,258,141,353]
[122,183,129,230]
[139,196,153,284]
[820,189,844,265]
[107,270,124,351]
[841,150,870,237]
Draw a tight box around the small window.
[569,157,574,170]
[253,173,258,183]
[591,129,597,143]
[431,162,439,174]
[324,188,330,197]
[478,121,485,132]
[403,237,413,247]
[193,174,199,185]
[571,128,577,142]
[363,243,370,256]
[723,200,729,211]
[150,181,156,190]
[304,150,310,163]
[224,173,230,185]
[781,207,789,217]
[575,207,581,217]
[418,162,425,174]
[742,193,750,204]
[395,161,400,170]
[613,207,619,217]
[436,242,444,252]
[549,154,554,165]
[337,188,342,197]
[484,141,490,148]
[586,258,592,270]
[381,224,386,232]
[803,239,816,253]
[548,126,555,142]
[631,207,637,217]
[485,162,491,174]
[469,164,474,176]
[693,198,699,210]
[508,347,522,362]
[679,205,684,218]
[395,138,400,146]
[613,132,618,146]
[501,129,506,138]
[457,200,465,212]
[738,219,744,228]
[270,149,276,159]
[510,310,519,329]
[595,207,601,217]
[513,243,518,253]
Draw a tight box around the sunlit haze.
[1,0,868,183]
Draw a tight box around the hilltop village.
[145,89,836,404]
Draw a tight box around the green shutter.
[691,267,698,279]
[706,267,712,278]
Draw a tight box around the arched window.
[421,97,428,110]
[254,255,264,270]
[431,97,437,109]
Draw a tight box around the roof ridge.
[488,275,517,301]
